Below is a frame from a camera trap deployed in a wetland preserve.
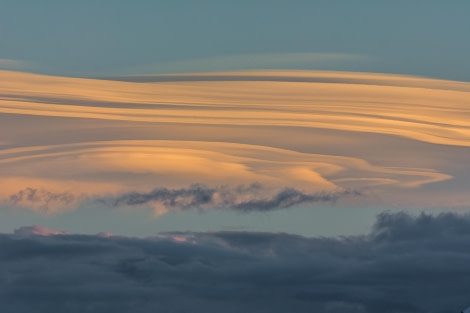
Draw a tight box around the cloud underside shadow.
[2,212,470,312]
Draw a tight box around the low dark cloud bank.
[1,212,470,312]
[111,184,359,212]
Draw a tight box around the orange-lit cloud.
[0,70,468,213]
[1,70,469,146]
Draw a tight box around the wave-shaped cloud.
[0,140,450,213]
[1,70,469,146]
[2,212,470,312]
[0,70,469,213]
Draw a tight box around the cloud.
[0,58,31,71]
[229,187,360,212]
[1,70,469,147]
[0,139,453,214]
[0,58,23,68]
[113,184,219,208]
[126,52,370,74]
[0,69,469,211]
[109,184,359,215]
[8,188,77,213]
[1,212,470,312]
[13,225,70,236]
[9,188,75,205]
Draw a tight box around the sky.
[1,1,470,80]
[1,1,470,312]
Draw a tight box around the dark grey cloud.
[2,212,470,312]
[112,184,218,208]
[9,188,76,207]
[110,184,359,212]
[232,187,359,212]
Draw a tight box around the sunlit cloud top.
[0,70,469,215]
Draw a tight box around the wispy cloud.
[109,184,359,215]
[2,212,470,312]
[13,225,69,236]
[9,188,76,206]
[0,58,31,71]
[128,52,371,74]
[8,187,78,214]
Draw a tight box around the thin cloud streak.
[127,52,370,74]
[0,58,27,70]
[110,184,360,215]
[13,225,70,236]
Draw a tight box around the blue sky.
[1,1,470,80]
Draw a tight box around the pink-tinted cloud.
[13,225,70,236]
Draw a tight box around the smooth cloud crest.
[1,70,469,146]
[2,212,470,312]
[0,140,452,213]
[0,70,469,212]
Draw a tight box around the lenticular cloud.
[1,70,469,213]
